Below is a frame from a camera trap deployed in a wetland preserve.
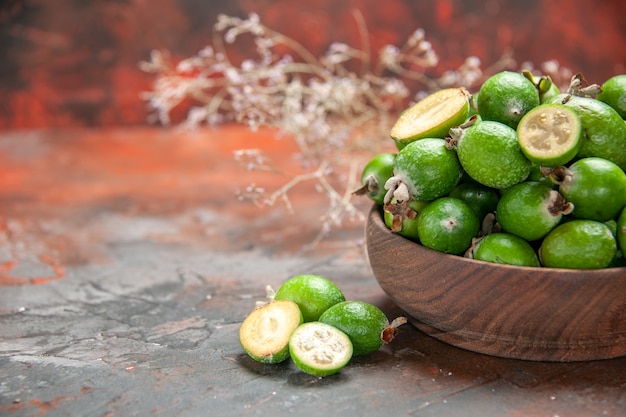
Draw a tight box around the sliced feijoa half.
[289,322,353,377]
[390,87,471,148]
[239,300,303,364]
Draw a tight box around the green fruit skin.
[496,182,565,241]
[394,138,463,201]
[274,275,345,322]
[618,207,626,259]
[245,346,290,364]
[472,233,540,267]
[361,153,396,205]
[559,157,626,222]
[540,220,617,269]
[318,301,389,356]
[597,74,626,118]
[478,71,540,128]
[448,182,499,221]
[416,197,480,255]
[552,94,626,170]
[457,120,531,189]
[289,322,353,377]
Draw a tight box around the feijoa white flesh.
[390,87,471,147]
[289,322,353,377]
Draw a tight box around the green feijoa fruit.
[617,206,626,258]
[469,232,540,267]
[557,157,626,222]
[552,94,626,170]
[609,250,626,268]
[539,220,617,269]
[289,322,353,377]
[239,300,303,364]
[448,182,500,221]
[496,181,573,241]
[274,274,345,322]
[390,87,471,148]
[383,198,429,241]
[597,74,626,118]
[318,300,406,356]
[451,120,531,189]
[385,138,463,204]
[477,71,540,129]
[416,197,480,255]
[355,153,397,205]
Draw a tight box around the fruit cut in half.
[390,87,470,148]
[239,300,303,364]
[289,322,353,377]
[517,103,582,167]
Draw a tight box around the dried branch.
[140,11,572,248]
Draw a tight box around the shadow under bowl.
[365,205,626,362]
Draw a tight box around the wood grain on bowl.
[366,205,626,362]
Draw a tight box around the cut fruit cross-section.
[390,87,471,148]
[517,103,582,167]
[239,300,303,364]
[289,322,353,377]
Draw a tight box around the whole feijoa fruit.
[552,94,626,170]
[451,120,531,189]
[496,181,573,241]
[274,274,345,322]
[539,220,617,269]
[416,197,480,255]
[477,71,540,129]
[318,300,405,356]
[469,232,540,267]
[557,157,626,222]
[356,153,396,205]
[384,138,463,205]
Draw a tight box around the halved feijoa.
[390,87,471,148]
[239,300,302,364]
[289,322,353,377]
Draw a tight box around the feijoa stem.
[548,190,574,216]
[381,316,408,344]
[540,166,572,186]
[566,73,602,98]
[383,200,417,233]
[353,174,379,196]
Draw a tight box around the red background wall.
[1,0,625,129]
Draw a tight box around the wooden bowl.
[365,205,626,362]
